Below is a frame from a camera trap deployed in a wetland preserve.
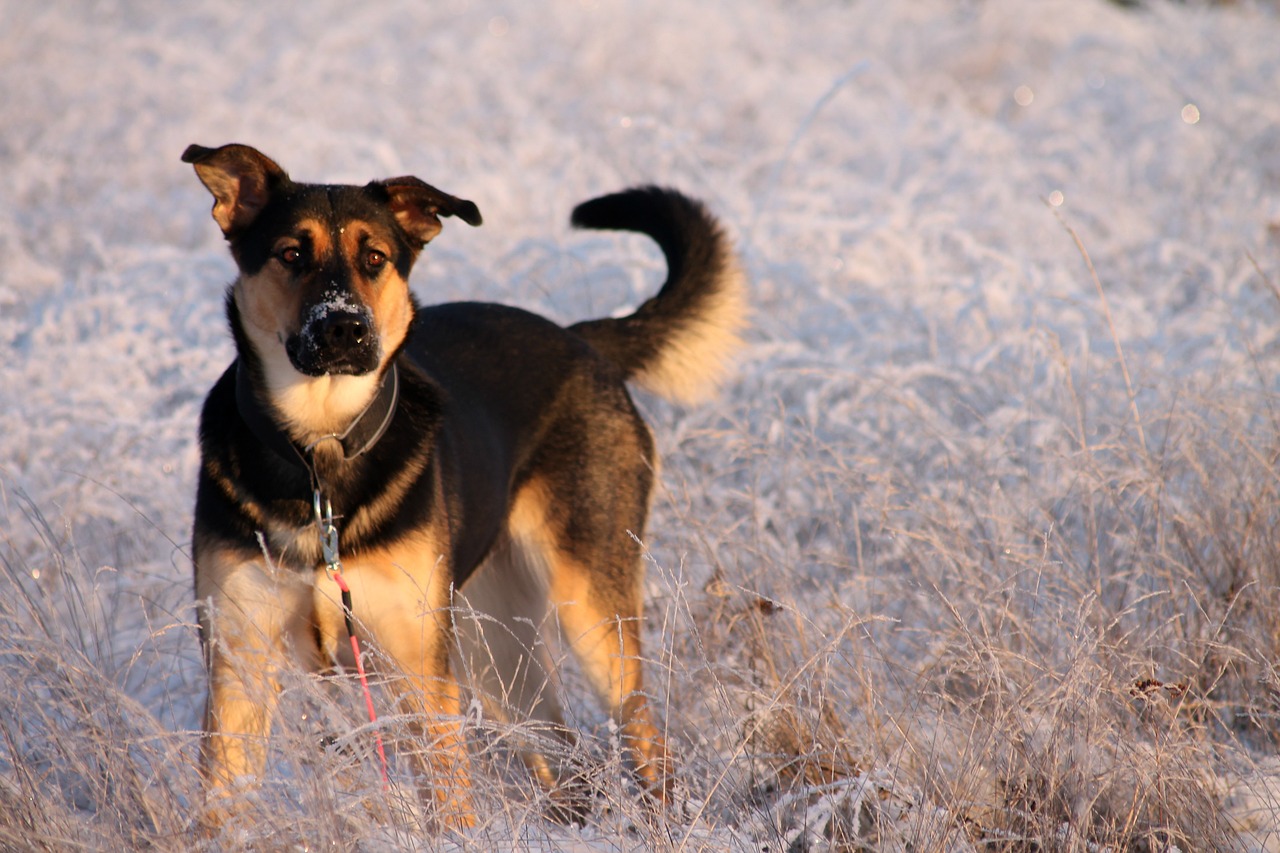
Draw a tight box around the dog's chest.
[257,520,325,571]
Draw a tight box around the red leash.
[316,492,390,789]
[330,568,390,788]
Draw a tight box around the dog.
[183,142,744,827]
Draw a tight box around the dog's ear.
[182,143,288,235]
[379,177,482,247]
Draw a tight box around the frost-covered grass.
[4,0,1280,849]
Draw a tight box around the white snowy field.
[4,0,1280,848]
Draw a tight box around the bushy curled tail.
[569,187,746,404]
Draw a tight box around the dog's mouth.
[286,301,380,377]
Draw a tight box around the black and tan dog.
[183,143,743,826]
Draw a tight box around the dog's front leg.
[324,541,476,829]
[385,647,475,830]
[196,547,318,825]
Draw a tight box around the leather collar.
[235,361,400,471]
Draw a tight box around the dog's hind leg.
[455,533,590,816]
[508,471,673,805]
[544,550,672,803]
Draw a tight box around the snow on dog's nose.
[288,291,379,377]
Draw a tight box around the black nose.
[321,312,369,349]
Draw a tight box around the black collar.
[235,361,400,471]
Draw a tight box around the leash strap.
[315,491,390,789]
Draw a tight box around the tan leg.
[548,553,672,802]
[457,534,590,816]
[507,468,672,804]
[383,656,475,830]
[317,538,476,829]
[196,548,318,824]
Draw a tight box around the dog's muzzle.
[288,308,380,376]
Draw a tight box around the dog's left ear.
[379,177,482,247]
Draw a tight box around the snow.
[3,0,1280,848]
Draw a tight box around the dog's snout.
[322,312,369,348]
[287,305,379,376]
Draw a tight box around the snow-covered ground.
[4,0,1280,849]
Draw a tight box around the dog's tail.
[569,187,746,405]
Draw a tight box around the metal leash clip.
[313,489,341,576]
[309,488,389,787]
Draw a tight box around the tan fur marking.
[506,477,556,548]
[311,530,475,828]
[295,218,331,262]
[232,217,416,444]
[203,457,267,531]
[545,552,670,798]
[309,530,453,665]
[236,219,334,349]
[455,533,572,793]
[506,478,672,799]
[637,260,747,404]
[337,221,413,375]
[344,450,430,546]
[234,265,299,349]
[195,543,320,820]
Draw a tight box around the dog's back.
[411,188,744,589]
[411,185,745,411]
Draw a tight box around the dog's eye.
[366,250,387,271]
[278,247,302,266]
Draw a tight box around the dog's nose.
[321,312,369,348]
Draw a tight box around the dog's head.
[183,143,481,435]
